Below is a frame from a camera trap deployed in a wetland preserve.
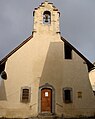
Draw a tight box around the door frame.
[38,83,55,114]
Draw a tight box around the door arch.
[39,83,55,114]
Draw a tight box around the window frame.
[63,87,73,103]
[20,86,31,103]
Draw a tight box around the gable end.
[0,35,33,65]
[61,37,94,71]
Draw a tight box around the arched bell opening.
[43,11,51,24]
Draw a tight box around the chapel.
[0,1,95,118]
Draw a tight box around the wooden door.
[41,88,52,112]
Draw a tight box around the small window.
[21,87,31,103]
[64,43,72,59]
[43,11,51,24]
[63,88,72,103]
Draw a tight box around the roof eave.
[61,36,94,72]
[0,35,33,65]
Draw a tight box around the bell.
[45,14,49,22]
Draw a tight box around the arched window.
[43,11,51,24]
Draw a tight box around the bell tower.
[33,1,60,35]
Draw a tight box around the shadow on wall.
[38,42,63,113]
[40,42,63,86]
[0,79,7,100]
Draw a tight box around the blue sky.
[0,0,95,63]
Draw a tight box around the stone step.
[38,116,55,119]
[38,115,63,119]
[38,116,63,119]
[37,113,59,119]
[25,113,63,119]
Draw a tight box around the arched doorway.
[39,83,55,114]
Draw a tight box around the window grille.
[21,87,31,103]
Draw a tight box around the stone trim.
[38,83,55,114]
[20,86,31,103]
[63,87,73,103]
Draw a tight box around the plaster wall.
[0,33,95,118]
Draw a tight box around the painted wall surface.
[0,1,95,118]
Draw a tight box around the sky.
[0,0,95,63]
